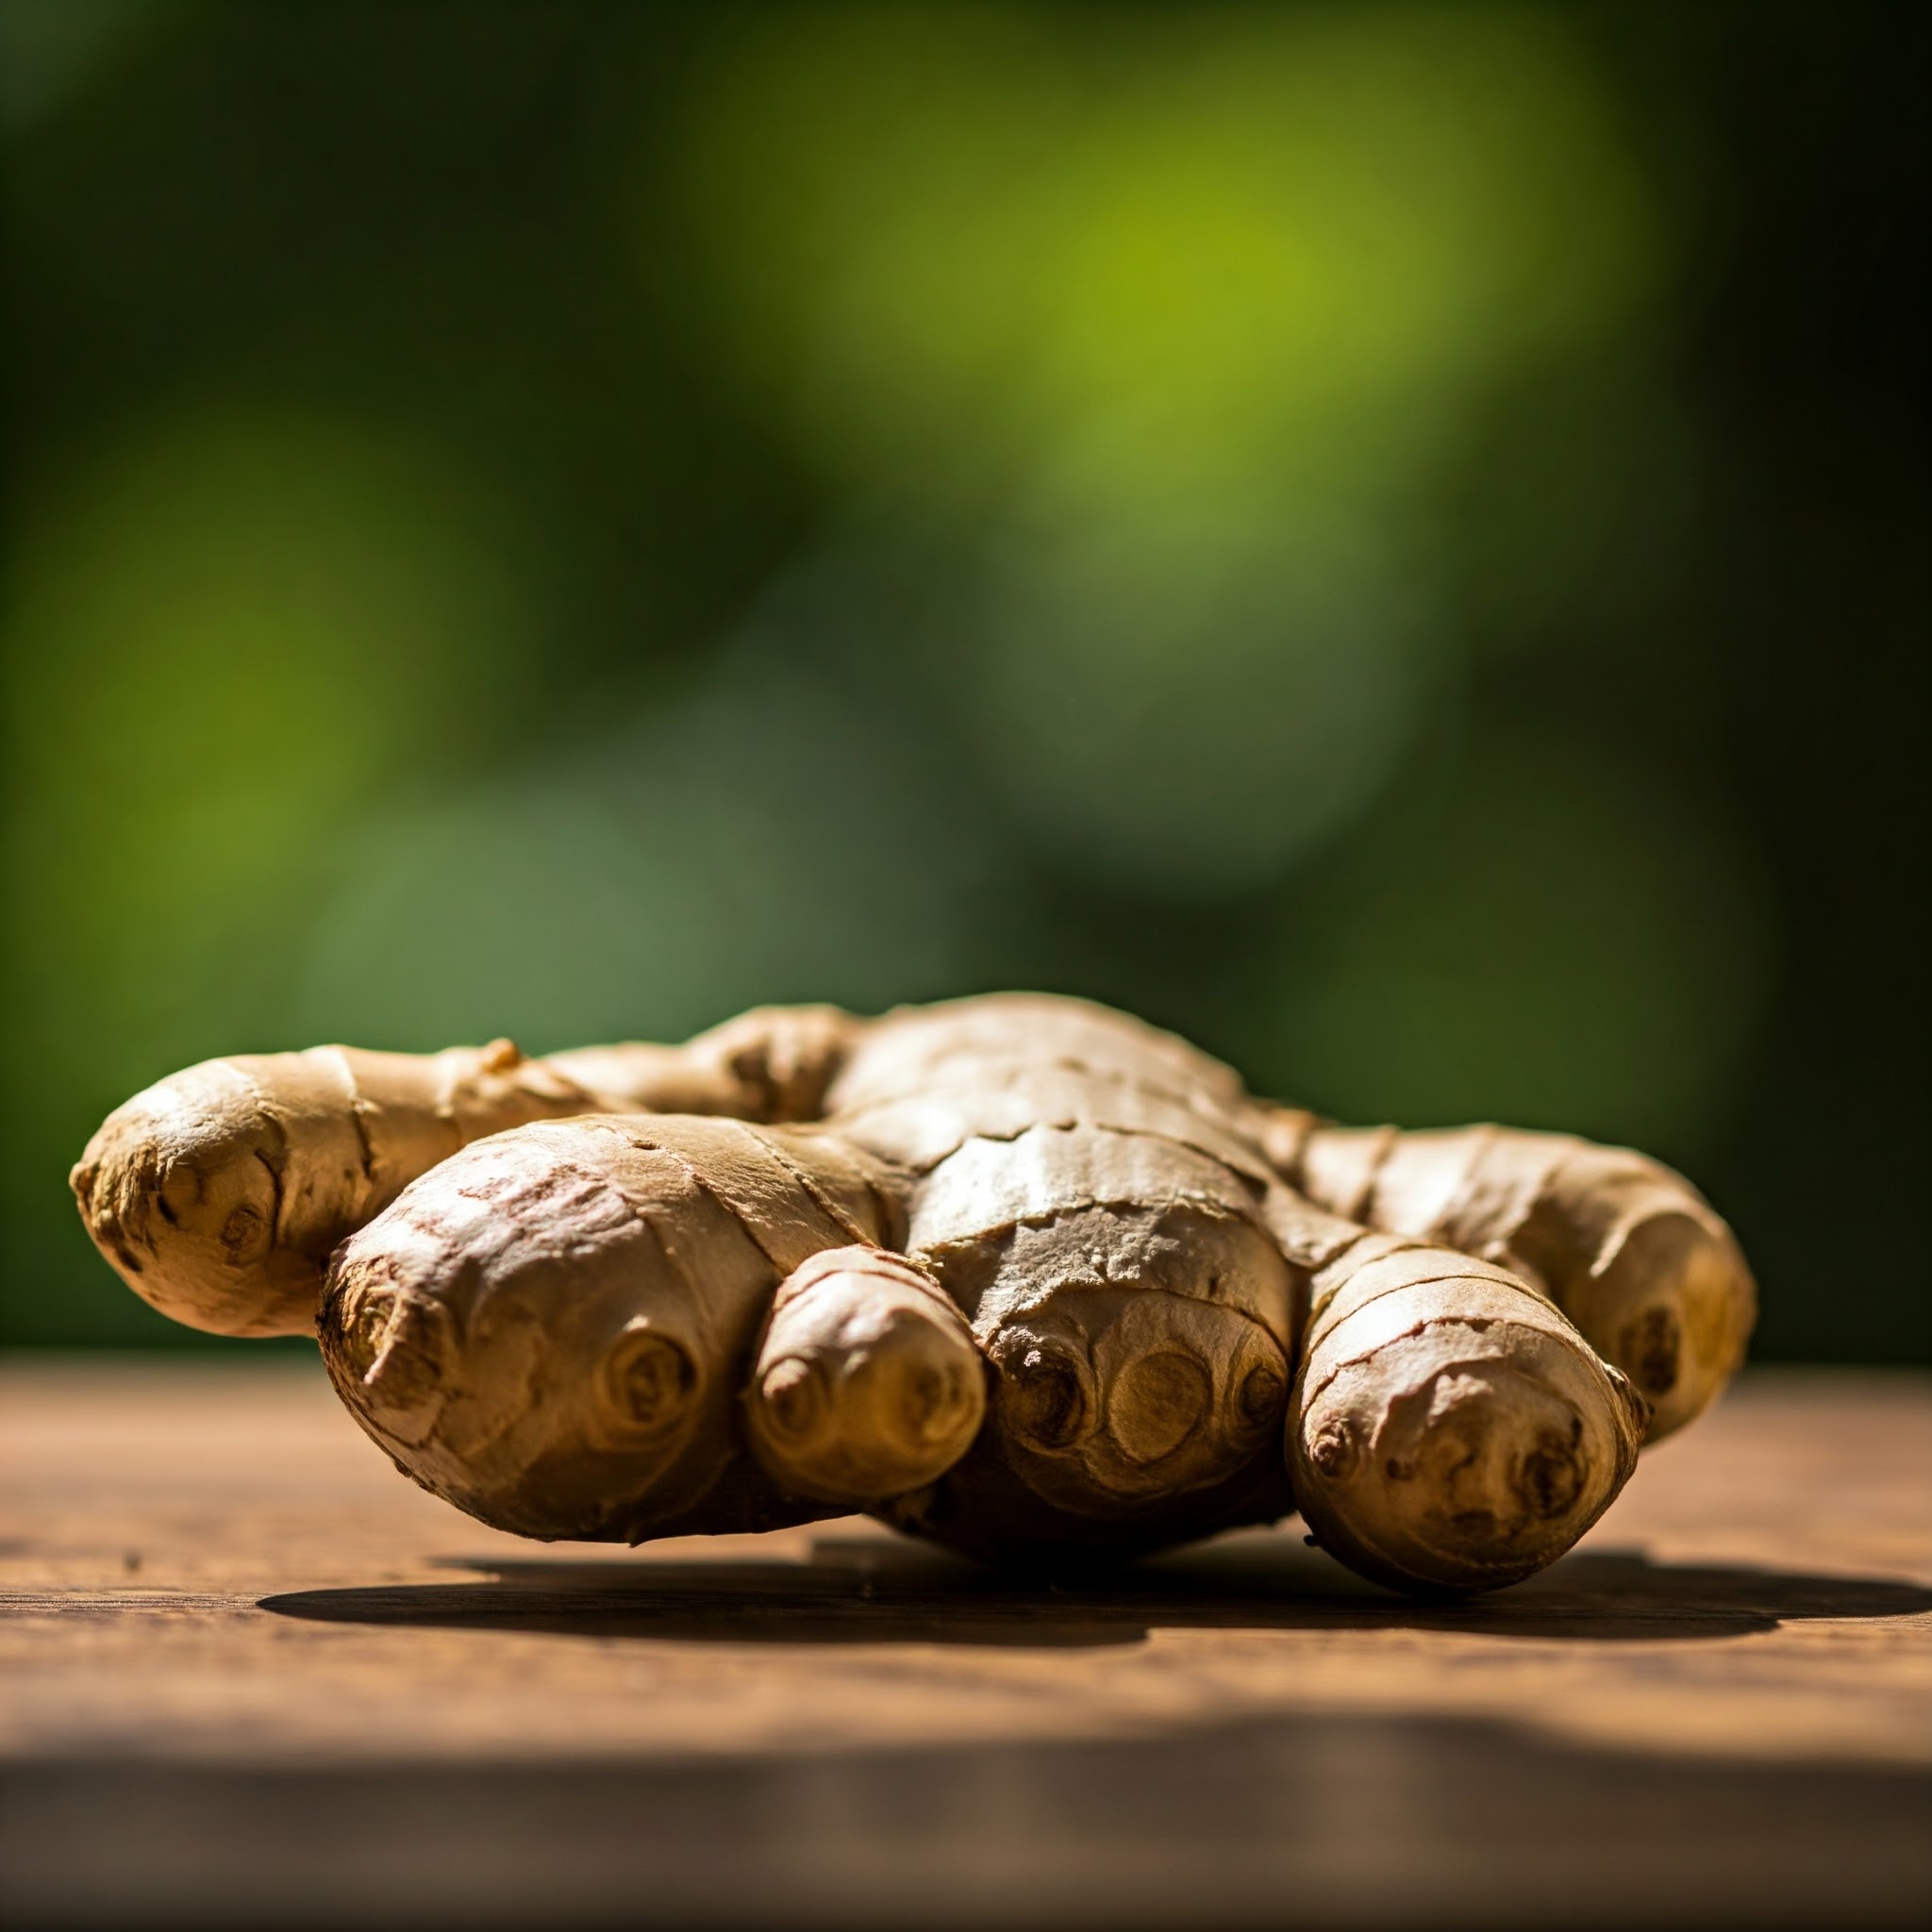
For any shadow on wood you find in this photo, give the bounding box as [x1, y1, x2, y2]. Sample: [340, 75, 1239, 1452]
[258, 1535, 1932, 1647]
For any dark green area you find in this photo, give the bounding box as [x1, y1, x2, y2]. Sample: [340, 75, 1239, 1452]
[3, 3, 1924, 1357]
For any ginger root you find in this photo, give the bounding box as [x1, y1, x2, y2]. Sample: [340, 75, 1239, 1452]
[319, 1113, 900, 1540]
[74, 993, 1748, 1595]
[70, 1008, 854, 1338]
[1261, 1115, 1756, 1442]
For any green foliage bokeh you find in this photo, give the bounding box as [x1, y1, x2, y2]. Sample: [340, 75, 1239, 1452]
[2, 2, 1924, 1358]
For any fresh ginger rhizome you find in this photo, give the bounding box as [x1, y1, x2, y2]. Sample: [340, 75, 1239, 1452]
[73, 995, 1753, 1594]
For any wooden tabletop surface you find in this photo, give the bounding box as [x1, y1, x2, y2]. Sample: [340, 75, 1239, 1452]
[2, 1358, 1927, 1928]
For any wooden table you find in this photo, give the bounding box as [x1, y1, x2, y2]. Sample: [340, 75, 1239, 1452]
[2, 1360, 1926, 1927]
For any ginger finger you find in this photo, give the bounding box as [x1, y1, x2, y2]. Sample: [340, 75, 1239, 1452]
[72, 1008, 860, 1340]
[1262, 1113, 1755, 1440]
[746, 1245, 986, 1504]
[71, 1041, 608, 1338]
[1276, 1203, 1646, 1594]
[319, 1113, 902, 1541]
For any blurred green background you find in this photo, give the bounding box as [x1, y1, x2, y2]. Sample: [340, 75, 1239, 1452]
[2, 2, 1924, 1359]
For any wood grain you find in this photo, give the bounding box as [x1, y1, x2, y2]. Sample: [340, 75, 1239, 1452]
[2, 1359, 1927, 1926]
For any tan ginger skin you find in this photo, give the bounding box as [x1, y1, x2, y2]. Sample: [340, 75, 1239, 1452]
[72, 994, 1754, 1595]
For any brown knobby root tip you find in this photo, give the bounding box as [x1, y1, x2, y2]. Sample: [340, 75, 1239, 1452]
[70, 1061, 317, 1338]
[747, 1245, 986, 1504]
[1291, 1321, 1645, 1596]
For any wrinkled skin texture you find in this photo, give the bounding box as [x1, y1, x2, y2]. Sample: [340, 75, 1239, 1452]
[74, 995, 1752, 1593]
